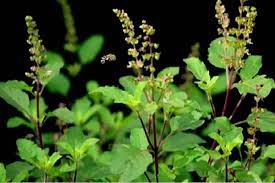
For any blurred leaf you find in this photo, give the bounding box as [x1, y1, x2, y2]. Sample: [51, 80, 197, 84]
[208, 37, 236, 69]
[119, 75, 136, 94]
[0, 163, 6, 182]
[235, 171, 262, 182]
[46, 73, 71, 96]
[110, 144, 153, 182]
[78, 34, 104, 64]
[0, 81, 30, 114]
[39, 52, 64, 86]
[44, 51, 65, 65]
[159, 163, 176, 182]
[247, 110, 275, 133]
[130, 128, 148, 150]
[261, 145, 275, 159]
[51, 107, 75, 124]
[7, 161, 34, 182]
[47, 152, 62, 170]
[78, 138, 99, 157]
[162, 132, 205, 152]
[7, 117, 34, 129]
[67, 63, 82, 77]
[6, 161, 33, 182]
[4, 80, 32, 92]
[240, 55, 262, 80]
[157, 67, 180, 78]
[72, 97, 91, 124]
[212, 72, 227, 95]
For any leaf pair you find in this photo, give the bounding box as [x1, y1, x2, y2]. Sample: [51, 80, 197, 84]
[17, 139, 61, 173]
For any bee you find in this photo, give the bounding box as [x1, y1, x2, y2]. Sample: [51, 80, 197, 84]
[101, 54, 117, 64]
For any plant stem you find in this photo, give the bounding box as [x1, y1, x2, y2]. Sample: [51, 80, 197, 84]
[157, 118, 168, 148]
[151, 115, 159, 182]
[234, 120, 247, 126]
[225, 159, 229, 182]
[73, 161, 78, 182]
[144, 172, 151, 182]
[35, 79, 44, 148]
[136, 111, 154, 150]
[43, 172, 48, 182]
[229, 94, 246, 120]
[222, 68, 233, 116]
[207, 93, 216, 117]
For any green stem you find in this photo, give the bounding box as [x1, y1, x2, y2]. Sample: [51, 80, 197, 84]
[73, 161, 78, 182]
[229, 94, 246, 120]
[151, 115, 159, 182]
[222, 68, 233, 116]
[225, 158, 229, 182]
[43, 172, 48, 182]
[136, 111, 154, 150]
[144, 172, 151, 182]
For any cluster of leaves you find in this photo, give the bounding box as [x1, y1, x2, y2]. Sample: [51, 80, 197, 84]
[0, 0, 275, 182]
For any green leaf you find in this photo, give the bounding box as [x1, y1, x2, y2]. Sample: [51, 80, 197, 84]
[184, 57, 210, 82]
[38, 52, 64, 86]
[47, 152, 61, 169]
[56, 141, 74, 157]
[110, 144, 153, 182]
[51, 107, 75, 124]
[130, 128, 149, 150]
[46, 73, 71, 96]
[183, 83, 211, 113]
[234, 75, 274, 98]
[72, 97, 91, 124]
[208, 37, 236, 69]
[45, 51, 65, 65]
[7, 117, 34, 129]
[6, 161, 33, 182]
[209, 125, 243, 155]
[78, 34, 104, 64]
[92, 85, 145, 108]
[170, 113, 204, 132]
[119, 75, 136, 94]
[5, 80, 32, 92]
[203, 117, 231, 136]
[197, 76, 219, 93]
[212, 72, 227, 95]
[0, 163, 6, 182]
[157, 67, 180, 78]
[0, 81, 30, 114]
[240, 55, 262, 80]
[162, 132, 205, 152]
[78, 138, 99, 157]
[159, 163, 176, 182]
[261, 145, 275, 159]
[16, 139, 47, 170]
[247, 110, 275, 133]
[235, 170, 262, 182]
[28, 98, 48, 122]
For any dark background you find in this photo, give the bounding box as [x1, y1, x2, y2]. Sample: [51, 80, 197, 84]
[0, 0, 274, 163]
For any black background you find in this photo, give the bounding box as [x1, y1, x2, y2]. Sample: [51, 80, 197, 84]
[0, 0, 274, 163]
